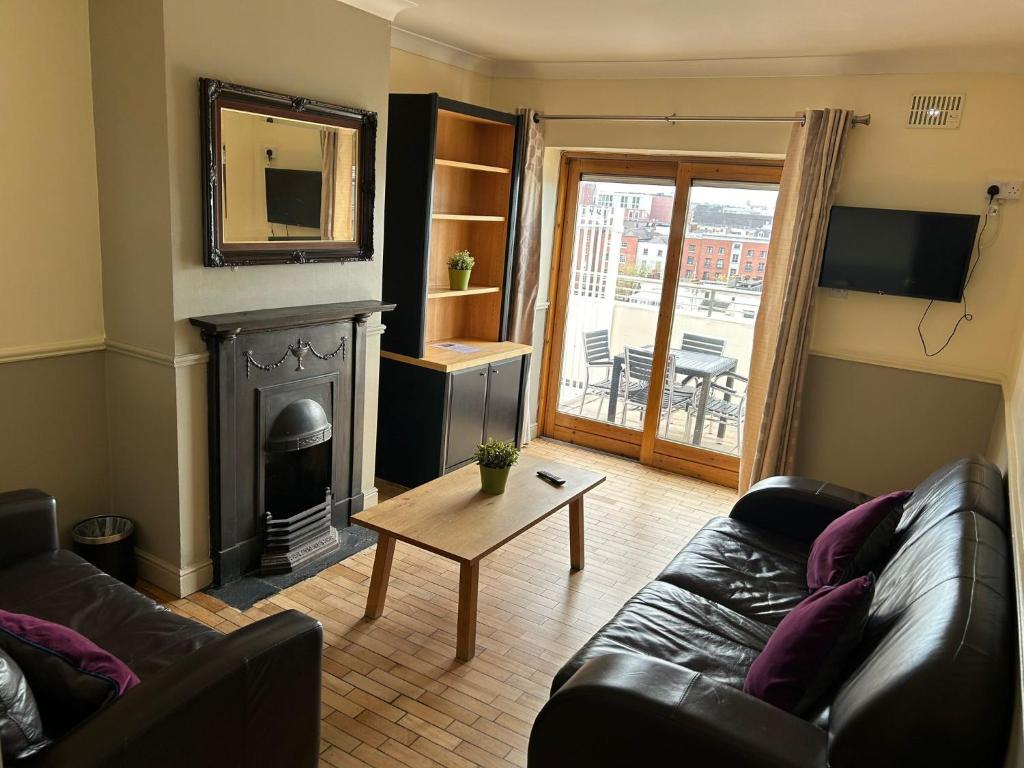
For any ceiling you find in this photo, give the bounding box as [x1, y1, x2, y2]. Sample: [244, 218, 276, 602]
[393, 0, 1024, 66]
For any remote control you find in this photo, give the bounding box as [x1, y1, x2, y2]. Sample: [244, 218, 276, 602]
[537, 470, 566, 487]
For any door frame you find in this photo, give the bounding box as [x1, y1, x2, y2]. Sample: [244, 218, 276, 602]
[538, 152, 783, 488]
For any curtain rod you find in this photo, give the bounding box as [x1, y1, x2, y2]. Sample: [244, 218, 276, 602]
[532, 112, 871, 127]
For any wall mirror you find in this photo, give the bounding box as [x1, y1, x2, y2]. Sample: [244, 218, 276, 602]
[200, 78, 376, 267]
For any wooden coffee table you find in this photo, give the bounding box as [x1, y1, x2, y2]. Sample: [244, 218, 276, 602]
[353, 456, 606, 660]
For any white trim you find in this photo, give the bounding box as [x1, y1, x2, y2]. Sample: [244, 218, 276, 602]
[389, 29, 1024, 81]
[136, 548, 213, 598]
[0, 338, 209, 368]
[106, 340, 209, 369]
[491, 47, 1024, 80]
[367, 323, 387, 338]
[391, 27, 494, 76]
[364, 487, 379, 508]
[0, 336, 106, 364]
[807, 347, 1004, 386]
[336, 0, 416, 23]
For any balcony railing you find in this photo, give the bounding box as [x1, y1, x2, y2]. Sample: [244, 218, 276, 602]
[603, 275, 763, 323]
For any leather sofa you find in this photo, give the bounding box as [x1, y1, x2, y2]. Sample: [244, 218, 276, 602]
[529, 457, 1013, 768]
[0, 489, 323, 767]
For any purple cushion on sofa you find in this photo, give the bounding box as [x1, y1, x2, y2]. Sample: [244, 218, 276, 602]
[806, 490, 911, 589]
[0, 609, 139, 737]
[744, 574, 875, 714]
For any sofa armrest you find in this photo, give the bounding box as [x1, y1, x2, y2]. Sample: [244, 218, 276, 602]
[29, 610, 322, 768]
[0, 489, 58, 568]
[530, 654, 825, 768]
[730, 476, 872, 542]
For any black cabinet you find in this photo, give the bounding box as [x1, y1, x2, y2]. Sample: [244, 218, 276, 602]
[376, 93, 530, 490]
[377, 354, 531, 488]
[445, 367, 489, 470]
[483, 358, 522, 445]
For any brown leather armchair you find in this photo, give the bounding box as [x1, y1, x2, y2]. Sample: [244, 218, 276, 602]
[0, 490, 323, 768]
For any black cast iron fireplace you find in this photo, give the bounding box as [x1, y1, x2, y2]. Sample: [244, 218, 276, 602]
[261, 398, 339, 574]
[191, 300, 394, 586]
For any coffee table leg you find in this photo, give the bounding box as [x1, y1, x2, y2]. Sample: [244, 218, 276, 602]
[365, 533, 396, 619]
[456, 560, 479, 661]
[569, 496, 585, 571]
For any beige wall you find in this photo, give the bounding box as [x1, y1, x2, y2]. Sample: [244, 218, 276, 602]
[1008, 322, 1024, 527]
[0, 353, 110, 544]
[491, 73, 1024, 385]
[87, 0, 186, 587]
[1004, 286, 1024, 768]
[0, 0, 110, 537]
[795, 355, 1002, 494]
[89, 0, 176, 355]
[0, 0, 105, 354]
[390, 48, 492, 104]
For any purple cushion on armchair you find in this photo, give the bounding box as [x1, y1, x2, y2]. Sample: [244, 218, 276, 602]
[0, 609, 140, 737]
[806, 490, 912, 589]
[744, 573, 875, 714]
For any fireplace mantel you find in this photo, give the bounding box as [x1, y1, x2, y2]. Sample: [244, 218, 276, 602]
[190, 299, 395, 338]
[191, 299, 394, 585]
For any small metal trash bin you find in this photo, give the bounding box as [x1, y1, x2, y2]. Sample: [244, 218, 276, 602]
[72, 516, 137, 586]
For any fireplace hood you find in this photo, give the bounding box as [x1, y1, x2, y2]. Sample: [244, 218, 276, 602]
[267, 398, 332, 452]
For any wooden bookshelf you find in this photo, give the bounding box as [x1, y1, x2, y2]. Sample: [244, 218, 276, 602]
[431, 213, 506, 222]
[379, 94, 530, 488]
[427, 285, 501, 299]
[435, 158, 510, 174]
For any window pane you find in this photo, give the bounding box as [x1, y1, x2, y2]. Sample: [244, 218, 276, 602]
[657, 181, 779, 454]
[556, 178, 675, 432]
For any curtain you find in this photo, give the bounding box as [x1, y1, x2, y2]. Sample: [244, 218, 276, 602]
[739, 109, 854, 492]
[509, 109, 545, 444]
[320, 129, 338, 240]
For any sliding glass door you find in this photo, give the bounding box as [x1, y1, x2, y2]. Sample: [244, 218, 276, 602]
[541, 157, 781, 487]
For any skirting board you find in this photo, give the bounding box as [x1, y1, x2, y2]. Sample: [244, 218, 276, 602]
[136, 548, 213, 598]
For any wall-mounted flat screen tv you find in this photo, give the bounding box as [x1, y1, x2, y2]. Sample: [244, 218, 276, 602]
[819, 206, 979, 302]
[265, 168, 321, 229]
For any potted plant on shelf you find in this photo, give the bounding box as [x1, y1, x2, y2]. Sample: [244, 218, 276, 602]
[474, 437, 519, 495]
[448, 250, 475, 291]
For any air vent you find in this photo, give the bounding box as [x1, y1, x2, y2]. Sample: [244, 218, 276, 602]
[906, 94, 964, 129]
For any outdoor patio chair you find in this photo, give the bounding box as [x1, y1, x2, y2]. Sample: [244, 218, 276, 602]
[620, 347, 694, 434]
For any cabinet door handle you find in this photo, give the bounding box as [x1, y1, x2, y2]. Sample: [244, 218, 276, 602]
[479, 370, 486, 376]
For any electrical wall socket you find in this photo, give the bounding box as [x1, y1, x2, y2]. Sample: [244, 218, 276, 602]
[987, 180, 1022, 200]
[262, 145, 277, 161]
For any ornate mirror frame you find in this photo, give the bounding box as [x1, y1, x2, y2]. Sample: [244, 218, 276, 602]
[200, 77, 377, 267]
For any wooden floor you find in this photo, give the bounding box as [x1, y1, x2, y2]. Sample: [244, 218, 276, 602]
[146, 438, 735, 767]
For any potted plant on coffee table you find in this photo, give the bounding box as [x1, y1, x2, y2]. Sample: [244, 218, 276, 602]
[448, 250, 475, 291]
[473, 437, 519, 495]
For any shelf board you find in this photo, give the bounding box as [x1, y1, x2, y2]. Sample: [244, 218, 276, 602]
[432, 213, 506, 222]
[427, 285, 501, 300]
[381, 338, 532, 373]
[435, 158, 511, 174]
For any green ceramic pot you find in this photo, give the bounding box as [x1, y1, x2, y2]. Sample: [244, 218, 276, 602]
[479, 465, 511, 495]
[448, 268, 472, 291]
